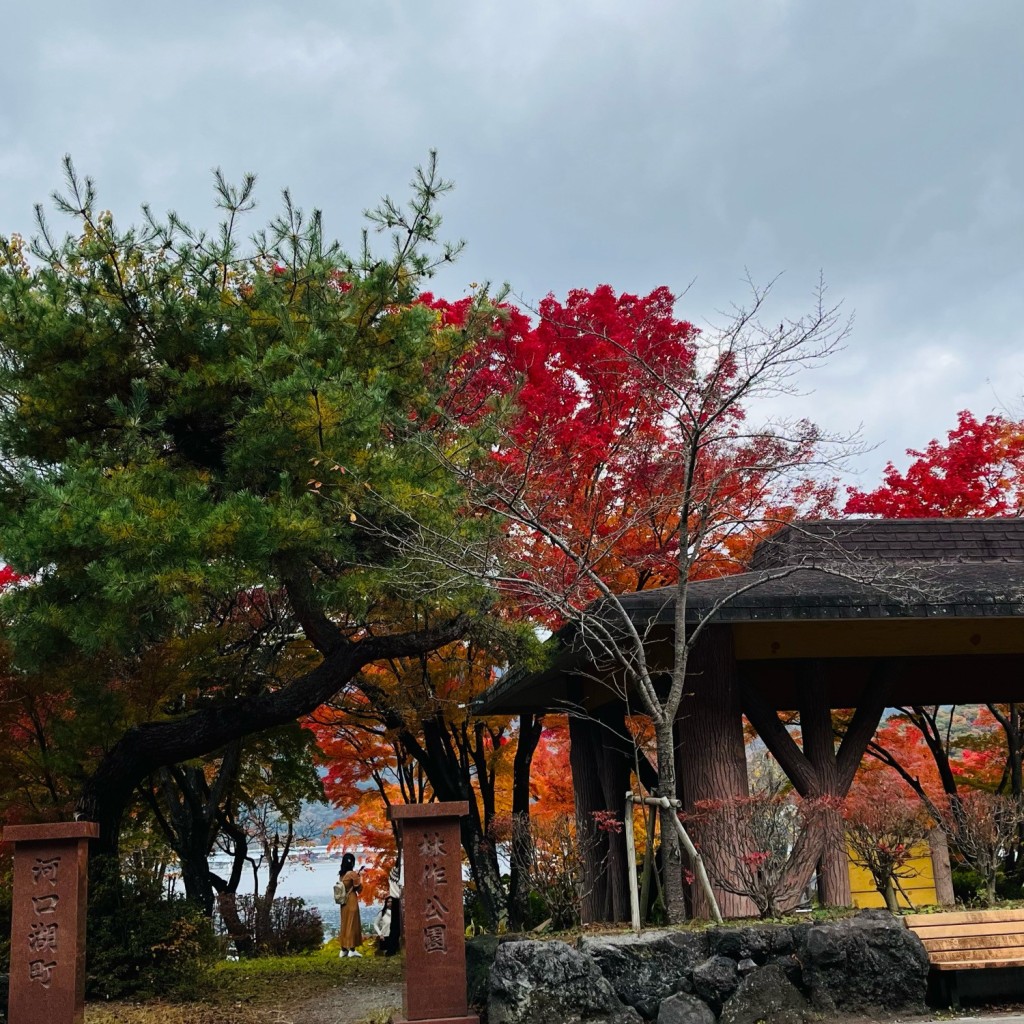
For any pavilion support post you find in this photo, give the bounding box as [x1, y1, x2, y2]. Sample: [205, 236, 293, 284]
[568, 711, 610, 924]
[797, 660, 851, 908]
[568, 702, 634, 923]
[676, 627, 756, 918]
[743, 659, 896, 912]
[595, 704, 633, 923]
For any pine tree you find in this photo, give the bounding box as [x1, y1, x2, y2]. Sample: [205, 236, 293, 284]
[0, 154, 487, 854]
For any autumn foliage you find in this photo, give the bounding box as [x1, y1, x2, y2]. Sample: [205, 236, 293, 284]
[845, 410, 1024, 518]
[431, 286, 837, 616]
[310, 282, 842, 924]
[844, 409, 1024, 905]
[844, 778, 932, 910]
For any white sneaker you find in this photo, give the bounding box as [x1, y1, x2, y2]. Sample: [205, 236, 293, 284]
[350, 949, 363, 957]
[339, 949, 349, 957]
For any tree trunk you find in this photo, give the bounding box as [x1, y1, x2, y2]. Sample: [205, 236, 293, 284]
[883, 882, 899, 912]
[594, 704, 634, 922]
[255, 825, 293, 948]
[509, 712, 544, 930]
[461, 817, 506, 930]
[676, 628, 756, 918]
[815, 804, 850, 908]
[744, 659, 895, 910]
[928, 828, 955, 907]
[179, 835, 216, 917]
[655, 719, 687, 923]
[215, 890, 252, 954]
[78, 616, 470, 857]
[797, 663, 851, 908]
[210, 813, 253, 952]
[412, 715, 508, 929]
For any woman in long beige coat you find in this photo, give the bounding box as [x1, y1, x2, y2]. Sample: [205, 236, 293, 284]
[336, 853, 363, 956]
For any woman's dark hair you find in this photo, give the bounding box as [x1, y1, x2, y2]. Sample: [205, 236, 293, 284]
[340, 853, 356, 875]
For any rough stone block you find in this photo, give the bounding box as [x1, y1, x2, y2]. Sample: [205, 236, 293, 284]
[656, 991, 715, 1024]
[691, 955, 739, 1013]
[799, 909, 930, 1014]
[579, 930, 708, 1019]
[489, 940, 642, 1024]
[719, 964, 812, 1024]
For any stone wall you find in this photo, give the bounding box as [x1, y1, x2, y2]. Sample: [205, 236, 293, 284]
[479, 910, 930, 1024]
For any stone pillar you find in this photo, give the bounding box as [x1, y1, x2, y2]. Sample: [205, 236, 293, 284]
[3, 821, 99, 1024]
[389, 802, 477, 1024]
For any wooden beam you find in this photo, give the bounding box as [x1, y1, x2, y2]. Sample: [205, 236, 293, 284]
[835, 659, 896, 793]
[741, 680, 816, 797]
[733, 617, 1024, 661]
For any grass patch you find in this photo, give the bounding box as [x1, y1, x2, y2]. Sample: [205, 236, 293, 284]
[199, 941, 401, 1005]
[86, 940, 402, 1024]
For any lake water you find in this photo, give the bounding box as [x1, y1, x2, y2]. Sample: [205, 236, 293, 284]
[205, 846, 380, 935]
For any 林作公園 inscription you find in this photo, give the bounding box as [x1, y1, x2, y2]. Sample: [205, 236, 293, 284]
[420, 831, 450, 954]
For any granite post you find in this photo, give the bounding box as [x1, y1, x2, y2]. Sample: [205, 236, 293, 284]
[3, 821, 99, 1024]
[389, 802, 477, 1024]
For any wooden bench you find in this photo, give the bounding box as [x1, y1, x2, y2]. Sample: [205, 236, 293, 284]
[904, 909, 1024, 1007]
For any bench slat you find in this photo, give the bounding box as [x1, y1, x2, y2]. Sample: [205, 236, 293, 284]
[905, 909, 1024, 927]
[930, 946, 1024, 963]
[934, 959, 1024, 971]
[920, 934, 1024, 953]
[904, 909, 1024, 978]
[908, 921, 1024, 940]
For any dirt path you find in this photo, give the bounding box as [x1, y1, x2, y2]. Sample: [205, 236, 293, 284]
[85, 981, 403, 1024]
[279, 980, 402, 1024]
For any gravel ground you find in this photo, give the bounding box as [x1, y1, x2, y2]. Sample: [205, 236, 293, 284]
[84, 994, 1024, 1024]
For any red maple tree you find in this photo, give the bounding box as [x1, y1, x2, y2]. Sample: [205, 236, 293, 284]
[313, 283, 840, 924]
[845, 410, 1024, 518]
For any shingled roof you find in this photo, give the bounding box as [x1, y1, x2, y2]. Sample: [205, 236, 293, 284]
[474, 518, 1024, 714]
[750, 518, 1024, 568]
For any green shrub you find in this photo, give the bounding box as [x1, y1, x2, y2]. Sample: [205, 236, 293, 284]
[997, 873, 1024, 901]
[952, 866, 988, 905]
[230, 894, 324, 955]
[86, 863, 217, 999]
[950, 864, 1024, 905]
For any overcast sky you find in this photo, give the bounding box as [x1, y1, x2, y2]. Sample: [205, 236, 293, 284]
[2, 1, 1021, 488]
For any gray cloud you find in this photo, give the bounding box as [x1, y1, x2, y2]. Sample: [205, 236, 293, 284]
[2, 0, 1021, 485]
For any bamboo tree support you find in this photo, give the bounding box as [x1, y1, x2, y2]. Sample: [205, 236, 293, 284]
[645, 794, 724, 925]
[624, 791, 642, 935]
[638, 802, 658, 925]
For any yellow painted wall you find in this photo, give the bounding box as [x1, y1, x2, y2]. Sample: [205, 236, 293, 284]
[848, 845, 937, 909]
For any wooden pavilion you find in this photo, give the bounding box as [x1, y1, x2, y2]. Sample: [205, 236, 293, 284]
[476, 519, 1024, 920]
